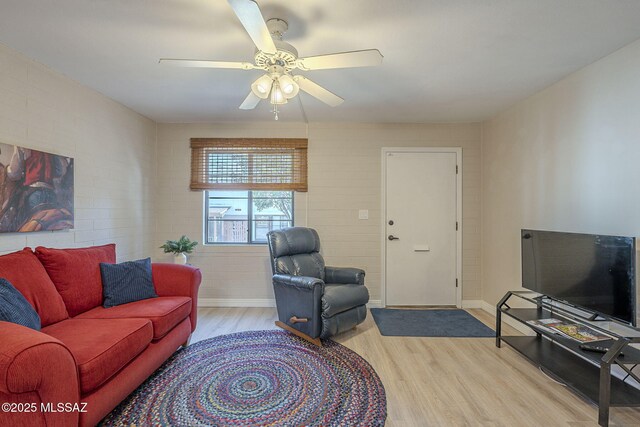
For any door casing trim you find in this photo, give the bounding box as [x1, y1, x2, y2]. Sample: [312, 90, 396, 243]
[380, 147, 463, 308]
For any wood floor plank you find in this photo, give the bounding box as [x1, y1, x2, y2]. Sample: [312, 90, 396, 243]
[190, 307, 640, 426]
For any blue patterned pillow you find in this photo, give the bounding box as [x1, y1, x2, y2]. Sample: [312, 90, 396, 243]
[0, 278, 41, 330]
[100, 258, 158, 308]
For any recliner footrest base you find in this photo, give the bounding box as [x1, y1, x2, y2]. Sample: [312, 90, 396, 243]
[275, 321, 322, 347]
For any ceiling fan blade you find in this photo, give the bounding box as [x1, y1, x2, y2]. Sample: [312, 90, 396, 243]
[293, 76, 344, 107]
[159, 59, 255, 70]
[239, 92, 261, 110]
[296, 49, 383, 71]
[227, 0, 277, 54]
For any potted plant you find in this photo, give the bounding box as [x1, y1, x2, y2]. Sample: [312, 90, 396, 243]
[160, 235, 198, 265]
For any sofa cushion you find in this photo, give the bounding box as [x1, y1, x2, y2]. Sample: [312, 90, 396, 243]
[101, 258, 158, 308]
[35, 244, 116, 317]
[0, 248, 69, 326]
[0, 278, 41, 330]
[321, 284, 370, 318]
[75, 296, 191, 340]
[42, 318, 152, 394]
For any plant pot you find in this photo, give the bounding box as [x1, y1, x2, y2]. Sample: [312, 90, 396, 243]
[174, 253, 187, 265]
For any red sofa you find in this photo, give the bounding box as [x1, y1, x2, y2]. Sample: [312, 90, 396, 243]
[0, 244, 201, 427]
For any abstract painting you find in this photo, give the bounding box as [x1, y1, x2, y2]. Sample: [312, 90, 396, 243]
[0, 142, 73, 233]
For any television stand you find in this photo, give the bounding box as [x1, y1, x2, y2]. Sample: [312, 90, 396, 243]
[496, 291, 640, 426]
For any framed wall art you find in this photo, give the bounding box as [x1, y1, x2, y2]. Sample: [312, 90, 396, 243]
[0, 142, 74, 233]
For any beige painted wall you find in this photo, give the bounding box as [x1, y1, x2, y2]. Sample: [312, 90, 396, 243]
[481, 39, 640, 307]
[0, 43, 156, 260]
[156, 122, 481, 304]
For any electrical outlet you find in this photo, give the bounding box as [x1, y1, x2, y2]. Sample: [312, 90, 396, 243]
[358, 210, 369, 220]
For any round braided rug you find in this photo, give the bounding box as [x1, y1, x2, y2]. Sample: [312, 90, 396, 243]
[100, 330, 386, 426]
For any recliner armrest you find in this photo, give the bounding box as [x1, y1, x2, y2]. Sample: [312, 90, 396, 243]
[272, 274, 324, 291]
[324, 266, 365, 286]
[272, 274, 324, 339]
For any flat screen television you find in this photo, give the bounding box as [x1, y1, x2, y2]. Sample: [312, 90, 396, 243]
[521, 229, 636, 325]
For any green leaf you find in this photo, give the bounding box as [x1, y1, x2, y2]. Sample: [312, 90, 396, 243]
[160, 235, 198, 254]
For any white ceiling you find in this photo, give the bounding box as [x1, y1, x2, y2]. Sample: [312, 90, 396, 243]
[1, 0, 640, 123]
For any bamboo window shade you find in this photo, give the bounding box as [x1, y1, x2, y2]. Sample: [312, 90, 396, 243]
[190, 138, 308, 192]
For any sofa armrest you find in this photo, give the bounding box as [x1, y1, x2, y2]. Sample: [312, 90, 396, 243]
[151, 263, 202, 332]
[324, 266, 365, 286]
[0, 321, 79, 427]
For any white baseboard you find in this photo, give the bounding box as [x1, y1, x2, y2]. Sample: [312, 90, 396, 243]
[461, 300, 483, 308]
[199, 298, 383, 309]
[480, 301, 495, 315]
[199, 298, 275, 308]
[480, 301, 533, 335]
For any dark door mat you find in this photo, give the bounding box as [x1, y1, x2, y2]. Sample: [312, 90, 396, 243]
[370, 308, 495, 337]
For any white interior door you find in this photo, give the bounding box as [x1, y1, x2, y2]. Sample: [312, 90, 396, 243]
[385, 150, 459, 306]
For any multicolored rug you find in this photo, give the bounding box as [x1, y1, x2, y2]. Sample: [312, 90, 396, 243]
[100, 330, 386, 426]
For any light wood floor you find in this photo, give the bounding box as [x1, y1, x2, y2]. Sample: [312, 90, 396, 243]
[191, 308, 640, 426]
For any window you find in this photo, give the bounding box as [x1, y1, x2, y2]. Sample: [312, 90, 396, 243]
[192, 139, 304, 244]
[205, 190, 293, 244]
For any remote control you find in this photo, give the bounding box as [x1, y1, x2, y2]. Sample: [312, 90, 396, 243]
[579, 344, 624, 356]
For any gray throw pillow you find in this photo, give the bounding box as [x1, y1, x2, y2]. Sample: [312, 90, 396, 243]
[100, 258, 158, 308]
[0, 278, 41, 330]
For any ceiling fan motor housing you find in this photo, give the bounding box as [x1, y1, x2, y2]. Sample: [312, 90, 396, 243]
[254, 19, 298, 70]
[254, 41, 298, 69]
[266, 18, 288, 37]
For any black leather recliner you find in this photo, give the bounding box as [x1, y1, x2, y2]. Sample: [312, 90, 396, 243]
[267, 227, 369, 345]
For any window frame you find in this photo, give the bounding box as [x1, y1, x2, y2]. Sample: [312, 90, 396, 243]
[204, 190, 294, 245]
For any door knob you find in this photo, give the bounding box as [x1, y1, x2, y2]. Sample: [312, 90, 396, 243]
[388, 235, 400, 241]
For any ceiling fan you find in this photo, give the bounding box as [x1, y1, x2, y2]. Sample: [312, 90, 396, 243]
[160, 0, 383, 119]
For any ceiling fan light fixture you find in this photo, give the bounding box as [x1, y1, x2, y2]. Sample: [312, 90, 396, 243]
[251, 74, 273, 99]
[270, 80, 287, 105]
[278, 74, 299, 98]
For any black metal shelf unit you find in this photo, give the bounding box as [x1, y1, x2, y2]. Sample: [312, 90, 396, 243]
[496, 291, 640, 427]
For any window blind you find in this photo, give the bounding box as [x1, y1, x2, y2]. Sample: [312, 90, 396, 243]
[190, 138, 308, 192]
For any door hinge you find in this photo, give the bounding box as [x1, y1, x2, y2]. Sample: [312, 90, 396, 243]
[456, 165, 458, 174]
[456, 278, 459, 288]
[456, 221, 458, 231]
